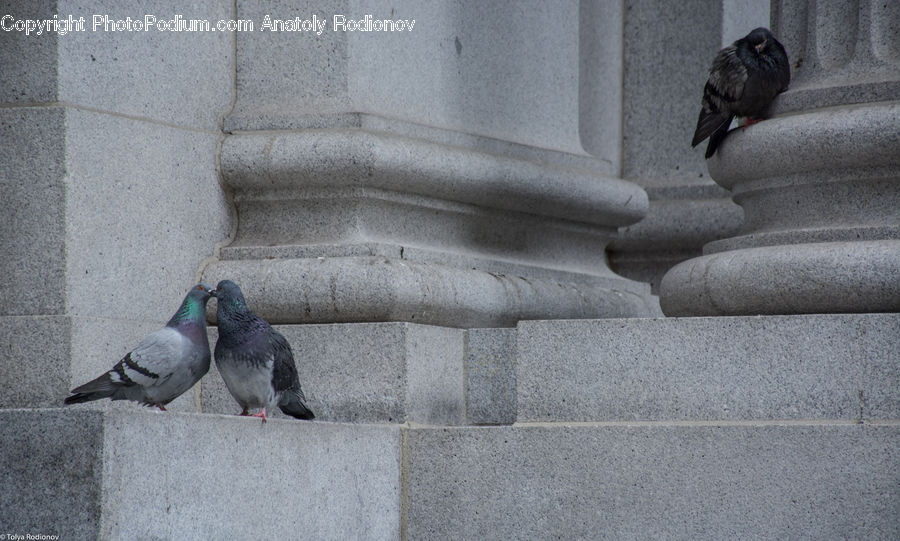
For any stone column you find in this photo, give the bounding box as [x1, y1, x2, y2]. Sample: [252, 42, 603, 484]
[660, 0, 900, 316]
[203, 0, 658, 327]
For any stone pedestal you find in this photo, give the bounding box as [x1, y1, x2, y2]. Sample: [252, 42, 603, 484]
[202, 0, 658, 327]
[660, 0, 900, 316]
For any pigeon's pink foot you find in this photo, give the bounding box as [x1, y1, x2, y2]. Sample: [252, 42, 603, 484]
[251, 408, 268, 423]
[742, 117, 763, 129]
[156, 404, 167, 412]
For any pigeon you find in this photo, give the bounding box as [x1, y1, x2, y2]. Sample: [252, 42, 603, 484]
[64, 283, 216, 410]
[213, 280, 314, 423]
[691, 27, 790, 158]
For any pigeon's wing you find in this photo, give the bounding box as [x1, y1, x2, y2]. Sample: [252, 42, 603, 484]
[772, 42, 791, 92]
[692, 108, 733, 149]
[64, 327, 185, 404]
[692, 45, 746, 147]
[706, 45, 749, 105]
[114, 327, 187, 388]
[270, 329, 315, 420]
[269, 330, 302, 397]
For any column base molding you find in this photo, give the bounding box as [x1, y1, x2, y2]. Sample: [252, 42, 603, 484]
[660, 240, 900, 316]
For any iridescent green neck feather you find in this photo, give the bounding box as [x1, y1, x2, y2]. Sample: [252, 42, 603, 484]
[167, 293, 207, 327]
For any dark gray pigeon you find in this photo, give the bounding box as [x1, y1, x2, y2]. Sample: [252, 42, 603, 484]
[64, 283, 216, 410]
[691, 27, 790, 158]
[213, 280, 314, 423]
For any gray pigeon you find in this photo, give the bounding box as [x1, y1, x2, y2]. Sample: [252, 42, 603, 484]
[64, 283, 216, 410]
[691, 27, 790, 158]
[213, 280, 314, 423]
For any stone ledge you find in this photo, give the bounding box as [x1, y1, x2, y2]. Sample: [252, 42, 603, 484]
[0, 409, 402, 540]
[407, 423, 900, 540]
[6, 410, 897, 540]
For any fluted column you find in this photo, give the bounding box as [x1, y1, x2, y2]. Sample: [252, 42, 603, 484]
[660, 0, 900, 316]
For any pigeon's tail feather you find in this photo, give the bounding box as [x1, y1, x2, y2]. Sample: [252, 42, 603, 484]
[279, 390, 315, 420]
[704, 120, 732, 158]
[63, 391, 109, 405]
[692, 109, 733, 148]
[63, 373, 128, 405]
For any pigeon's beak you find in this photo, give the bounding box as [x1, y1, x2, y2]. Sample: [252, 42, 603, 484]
[755, 38, 767, 53]
[208, 289, 217, 298]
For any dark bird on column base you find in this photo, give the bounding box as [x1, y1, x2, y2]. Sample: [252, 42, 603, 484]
[691, 27, 790, 159]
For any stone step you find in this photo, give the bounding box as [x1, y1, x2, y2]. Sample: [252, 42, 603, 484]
[4, 409, 897, 540]
[407, 421, 900, 540]
[1, 409, 401, 540]
[516, 313, 900, 423]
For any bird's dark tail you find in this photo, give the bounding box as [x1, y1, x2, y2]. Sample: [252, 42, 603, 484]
[692, 108, 730, 147]
[704, 119, 732, 158]
[279, 389, 315, 420]
[63, 373, 122, 405]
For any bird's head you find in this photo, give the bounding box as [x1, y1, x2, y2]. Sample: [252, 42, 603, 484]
[746, 27, 773, 54]
[190, 282, 216, 299]
[215, 280, 247, 308]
